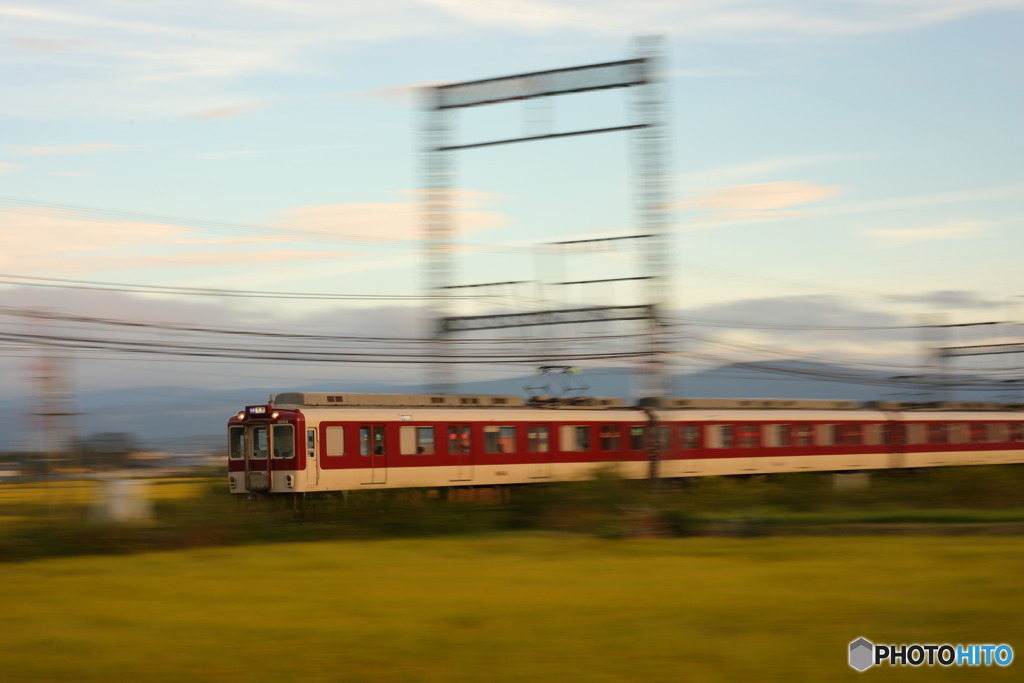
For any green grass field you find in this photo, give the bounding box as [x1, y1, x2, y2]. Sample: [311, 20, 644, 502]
[0, 535, 1021, 682]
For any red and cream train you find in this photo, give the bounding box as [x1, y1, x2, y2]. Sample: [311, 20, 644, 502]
[226, 392, 1024, 495]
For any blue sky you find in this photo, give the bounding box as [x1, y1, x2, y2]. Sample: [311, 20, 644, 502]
[1, 0, 1023, 394]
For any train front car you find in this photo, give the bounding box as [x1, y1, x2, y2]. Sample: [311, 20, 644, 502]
[227, 403, 306, 494]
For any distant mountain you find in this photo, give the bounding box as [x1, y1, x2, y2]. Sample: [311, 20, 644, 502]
[3, 361, 1017, 453]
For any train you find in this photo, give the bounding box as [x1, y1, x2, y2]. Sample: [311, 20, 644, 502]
[226, 391, 1024, 495]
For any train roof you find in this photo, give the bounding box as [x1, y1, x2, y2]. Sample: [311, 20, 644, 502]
[267, 392, 1024, 413]
[270, 392, 626, 409]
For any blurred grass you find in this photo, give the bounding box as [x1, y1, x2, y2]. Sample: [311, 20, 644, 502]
[0, 535, 1021, 682]
[0, 465, 1023, 563]
[0, 477, 213, 509]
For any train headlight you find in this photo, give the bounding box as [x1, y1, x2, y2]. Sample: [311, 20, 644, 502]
[271, 411, 280, 419]
[229, 476, 236, 489]
[236, 412, 245, 420]
[286, 475, 294, 489]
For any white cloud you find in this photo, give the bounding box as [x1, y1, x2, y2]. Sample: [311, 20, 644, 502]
[0, 162, 17, 172]
[12, 38, 91, 51]
[0, 190, 503, 276]
[425, 0, 1024, 39]
[674, 180, 842, 224]
[865, 221, 990, 245]
[276, 189, 506, 242]
[819, 184, 1024, 217]
[0, 206, 356, 275]
[350, 80, 447, 107]
[683, 153, 878, 187]
[5, 1, 1021, 120]
[184, 103, 265, 120]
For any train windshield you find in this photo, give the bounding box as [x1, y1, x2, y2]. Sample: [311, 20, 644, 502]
[272, 424, 295, 459]
[252, 425, 268, 459]
[229, 426, 245, 460]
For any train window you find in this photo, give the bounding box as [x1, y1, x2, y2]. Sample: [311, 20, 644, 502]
[679, 425, 700, 449]
[793, 425, 813, 447]
[325, 426, 345, 456]
[969, 423, 986, 443]
[561, 425, 591, 452]
[251, 425, 268, 459]
[816, 424, 835, 446]
[527, 425, 549, 453]
[229, 427, 245, 460]
[927, 423, 947, 444]
[904, 423, 926, 445]
[837, 424, 862, 446]
[864, 424, 883, 446]
[400, 426, 435, 455]
[737, 424, 759, 448]
[767, 425, 788, 448]
[484, 426, 516, 454]
[1014, 424, 1024, 442]
[600, 425, 621, 451]
[991, 423, 1009, 442]
[629, 426, 644, 450]
[272, 425, 294, 459]
[880, 423, 895, 445]
[947, 423, 967, 444]
[360, 426, 386, 455]
[448, 425, 472, 454]
[706, 424, 732, 449]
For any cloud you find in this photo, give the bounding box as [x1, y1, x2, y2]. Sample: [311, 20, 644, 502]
[885, 290, 1006, 310]
[16, 143, 123, 156]
[12, 38, 91, 51]
[865, 221, 989, 245]
[0, 162, 17, 173]
[276, 189, 506, 242]
[0, 206, 356, 275]
[350, 81, 447, 107]
[674, 180, 841, 223]
[184, 103, 265, 120]
[69, 249, 355, 273]
[675, 295, 920, 367]
[5, 0, 1021, 122]
[683, 154, 878, 186]
[425, 0, 1024, 39]
[819, 184, 1024, 217]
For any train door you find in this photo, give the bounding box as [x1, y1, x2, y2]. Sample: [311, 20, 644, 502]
[306, 428, 320, 489]
[245, 423, 271, 492]
[359, 425, 388, 485]
[884, 419, 905, 469]
[448, 424, 473, 482]
[527, 424, 552, 479]
[676, 424, 703, 476]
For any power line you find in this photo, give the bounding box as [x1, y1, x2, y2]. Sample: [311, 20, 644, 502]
[0, 330, 649, 365]
[0, 273, 471, 301]
[0, 305, 674, 347]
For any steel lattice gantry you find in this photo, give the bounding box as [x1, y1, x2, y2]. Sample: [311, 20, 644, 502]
[422, 38, 671, 396]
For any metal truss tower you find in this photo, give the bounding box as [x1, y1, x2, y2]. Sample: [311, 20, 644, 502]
[421, 38, 671, 396]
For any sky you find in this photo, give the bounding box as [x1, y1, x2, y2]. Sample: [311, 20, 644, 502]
[1, 0, 1023, 402]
